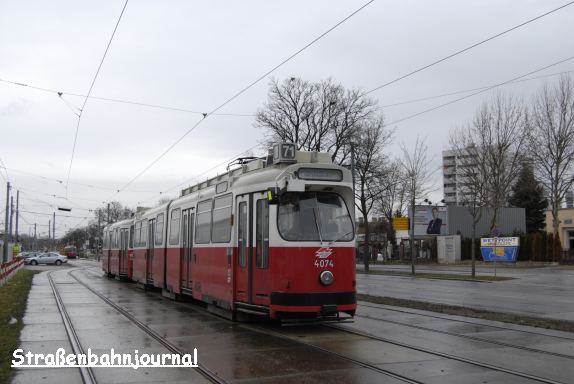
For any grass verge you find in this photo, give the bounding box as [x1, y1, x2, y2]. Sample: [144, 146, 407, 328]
[357, 269, 514, 282]
[0, 269, 35, 384]
[358, 294, 574, 333]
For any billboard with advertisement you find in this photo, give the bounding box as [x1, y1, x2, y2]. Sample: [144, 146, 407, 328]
[412, 205, 447, 236]
[480, 237, 520, 262]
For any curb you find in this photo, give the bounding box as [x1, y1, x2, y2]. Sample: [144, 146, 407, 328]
[357, 293, 574, 333]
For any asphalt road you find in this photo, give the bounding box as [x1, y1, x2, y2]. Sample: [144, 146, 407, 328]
[357, 265, 574, 321]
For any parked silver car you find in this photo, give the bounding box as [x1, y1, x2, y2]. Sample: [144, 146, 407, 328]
[25, 252, 68, 266]
[17, 251, 42, 260]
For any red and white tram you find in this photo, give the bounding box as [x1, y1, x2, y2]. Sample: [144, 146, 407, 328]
[103, 143, 357, 320]
[103, 219, 133, 280]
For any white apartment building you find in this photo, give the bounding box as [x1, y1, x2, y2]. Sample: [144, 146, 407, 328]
[442, 148, 479, 206]
[442, 149, 458, 205]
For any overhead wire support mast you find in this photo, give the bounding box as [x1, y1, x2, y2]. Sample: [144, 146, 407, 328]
[105, 0, 375, 203]
[365, 0, 574, 95]
[64, 0, 129, 194]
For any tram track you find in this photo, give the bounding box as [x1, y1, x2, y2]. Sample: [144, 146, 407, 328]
[74, 264, 570, 383]
[354, 307, 574, 360]
[66, 269, 228, 384]
[324, 323, 567, 384]
[76, 266, 425, 383]
[47, 271, 97, 384]
[359, 301, 574, 342]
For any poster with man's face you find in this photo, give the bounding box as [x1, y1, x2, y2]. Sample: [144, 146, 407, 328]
[412, 205, 447, 236]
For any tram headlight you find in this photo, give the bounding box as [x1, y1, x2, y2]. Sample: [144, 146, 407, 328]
[319, 270, 334, 286]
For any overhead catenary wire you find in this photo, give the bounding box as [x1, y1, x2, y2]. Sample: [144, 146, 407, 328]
[381, 69, 574, 108]
[20, 209, 91, 220]
[365, 0, 574, 95]
[106, 0, 375, 203]
[386, 55, 574, 126]
[0, 165, 154, 193]
[0, 77, 255, 117]
[0, 158, 10, 182]
[65, 0, 129, 193]
[136, 144, 261, 206]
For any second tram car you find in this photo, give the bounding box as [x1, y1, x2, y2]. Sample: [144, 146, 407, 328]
[103, 143, 356, 321]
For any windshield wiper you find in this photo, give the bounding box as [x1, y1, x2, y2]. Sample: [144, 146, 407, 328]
[328, 230, 354, 246]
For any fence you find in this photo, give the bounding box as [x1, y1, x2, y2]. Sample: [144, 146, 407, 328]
[0, 258, 25, 287]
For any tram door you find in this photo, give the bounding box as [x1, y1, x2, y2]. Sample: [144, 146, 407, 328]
[119, 228, 128, 276]
[181, 210, 194, 292]
[104, 230, 111, 274]
[147, 219, 155, 284]
[235, 193, 270, 306]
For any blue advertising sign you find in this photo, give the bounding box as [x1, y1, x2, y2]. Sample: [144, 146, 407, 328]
[480, 237, 519, 262]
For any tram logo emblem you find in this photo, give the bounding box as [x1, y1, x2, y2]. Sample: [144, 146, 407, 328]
[315, 247, 333, 259]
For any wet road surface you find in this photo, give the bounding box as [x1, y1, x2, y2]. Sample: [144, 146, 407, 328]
[357, 266, 574, 321]
[12, 261, 574, 383]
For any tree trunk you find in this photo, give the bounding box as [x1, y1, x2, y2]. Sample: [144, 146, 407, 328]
[552, 203, 560, 262]
[490, 206, 499, 232]
[410, 198, 415, 275]
[363, 211, 370, 272]
[471, 220, 476, 278]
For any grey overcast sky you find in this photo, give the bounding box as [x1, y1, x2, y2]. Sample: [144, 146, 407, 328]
[1, 0, 573, 237]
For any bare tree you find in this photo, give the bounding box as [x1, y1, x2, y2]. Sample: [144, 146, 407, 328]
[401, 137, 435, 275]
[529, 75, 574, 257]
[471, 94, 529, 230]
[448, 139, 489, 278]
[376, 162, 407, 222]
[353, 116, 393, 272]
[375, 161, 407, 245]
[93, 202, 134, 225]
[256, 77, 376, 165]
[449, 94, 528, 276]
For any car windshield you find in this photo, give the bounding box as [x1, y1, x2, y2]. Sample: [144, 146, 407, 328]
[278, 192, 354, 242]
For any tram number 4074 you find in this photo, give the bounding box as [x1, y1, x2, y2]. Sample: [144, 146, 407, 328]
[314, 259, 334, 268]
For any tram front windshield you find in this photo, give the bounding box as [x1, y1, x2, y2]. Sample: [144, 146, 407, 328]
[278, 192, 354, 242]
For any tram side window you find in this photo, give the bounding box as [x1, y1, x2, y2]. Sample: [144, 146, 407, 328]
[129, 225, 134, 248]
[169, 209, 181, 245]
[238, 202, 247, 268]
[155, 213, 164, 246]
[103, 231, 108, 249]
[115, 229, 119, 248]
[256, 199, 269, 269]
[195, 200, 212, 244]
[141, 220, 148, 247]
[212, 194, 232, 243]
[134, 222, 140, 247]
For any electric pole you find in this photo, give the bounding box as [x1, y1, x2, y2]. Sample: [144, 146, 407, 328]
[9, 196, 14, 242]
[3, 181, 10, 262]
[48, 219, 51, 250]
[53, 212, 56, 250]
[15, 190, 19, 243]
[34, 223, 37, 250]
[97, 213, 101, 261]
